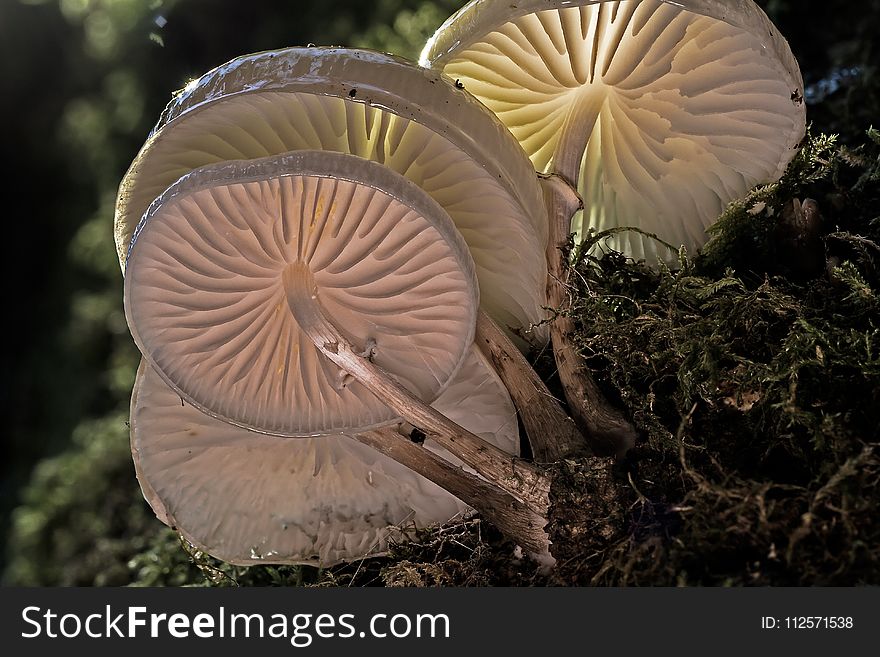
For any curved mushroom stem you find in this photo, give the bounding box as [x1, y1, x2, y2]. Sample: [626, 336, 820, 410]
[282, 262, 550, 513]
[540, 173, 638, 456]
[356, 427, 553, 565]
[475, 310, 588, 462]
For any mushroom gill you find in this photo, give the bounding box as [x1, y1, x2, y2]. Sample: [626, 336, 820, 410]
[422, 0, 806, 262]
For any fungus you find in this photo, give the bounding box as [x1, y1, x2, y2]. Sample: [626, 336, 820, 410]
[126, 150, 478, 437]
[115, 47, 548, 351]
[117, 46, 584, 463]
[422, 0, 806, 261]
[124, 150, 552, 561]
[421, 0, 806, 452]
[130, 341, 519, 565]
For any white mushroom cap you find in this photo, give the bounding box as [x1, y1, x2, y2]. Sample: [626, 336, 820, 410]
[421, 0, 806, 263]
[131, 344, 518, 566]
[116, 47, 548, 345]
[125, 150, 478, 437]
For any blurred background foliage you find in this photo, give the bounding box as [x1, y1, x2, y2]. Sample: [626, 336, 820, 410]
[1, 0, 878, 585]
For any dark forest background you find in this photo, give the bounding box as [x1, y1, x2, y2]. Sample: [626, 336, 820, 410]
[1, 0, 878, 584]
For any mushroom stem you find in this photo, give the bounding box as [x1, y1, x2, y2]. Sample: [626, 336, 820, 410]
[540, 173, 638, 456]
[355, 427, 552, 564]
[475, 310, 588, 462]
[283, 262, 550, 512]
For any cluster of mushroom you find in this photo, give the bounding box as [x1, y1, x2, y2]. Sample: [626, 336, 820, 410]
[116, 0, 806, 568]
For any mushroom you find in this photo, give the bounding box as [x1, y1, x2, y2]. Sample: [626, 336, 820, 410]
[115, 47, 548, 350]
[124, 149, 551, 560]
[130, 341, 520, 565]
[116, 46, 584, 462]
[421, 0, 806, 452]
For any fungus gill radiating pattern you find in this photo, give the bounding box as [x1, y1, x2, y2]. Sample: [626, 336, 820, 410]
[125, 155, 477, 436]
[116, 49, 550, 346]
[130, 362, 469, 566]
[436, 0, 805, 262]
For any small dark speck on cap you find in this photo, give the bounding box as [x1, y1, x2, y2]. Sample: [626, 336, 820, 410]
[349, 88, 357, 98]
[455, 79, 464, 89]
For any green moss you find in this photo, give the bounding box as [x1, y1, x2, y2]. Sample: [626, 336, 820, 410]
[554, 129, 880, 585]
[3, 414, 178, 586]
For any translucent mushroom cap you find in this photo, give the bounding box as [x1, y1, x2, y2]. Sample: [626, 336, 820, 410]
[131, 345, 518, 566]
[125, 150, 478, 436]
[421, 0, 807, 263]
[116, 47, 549, 345]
